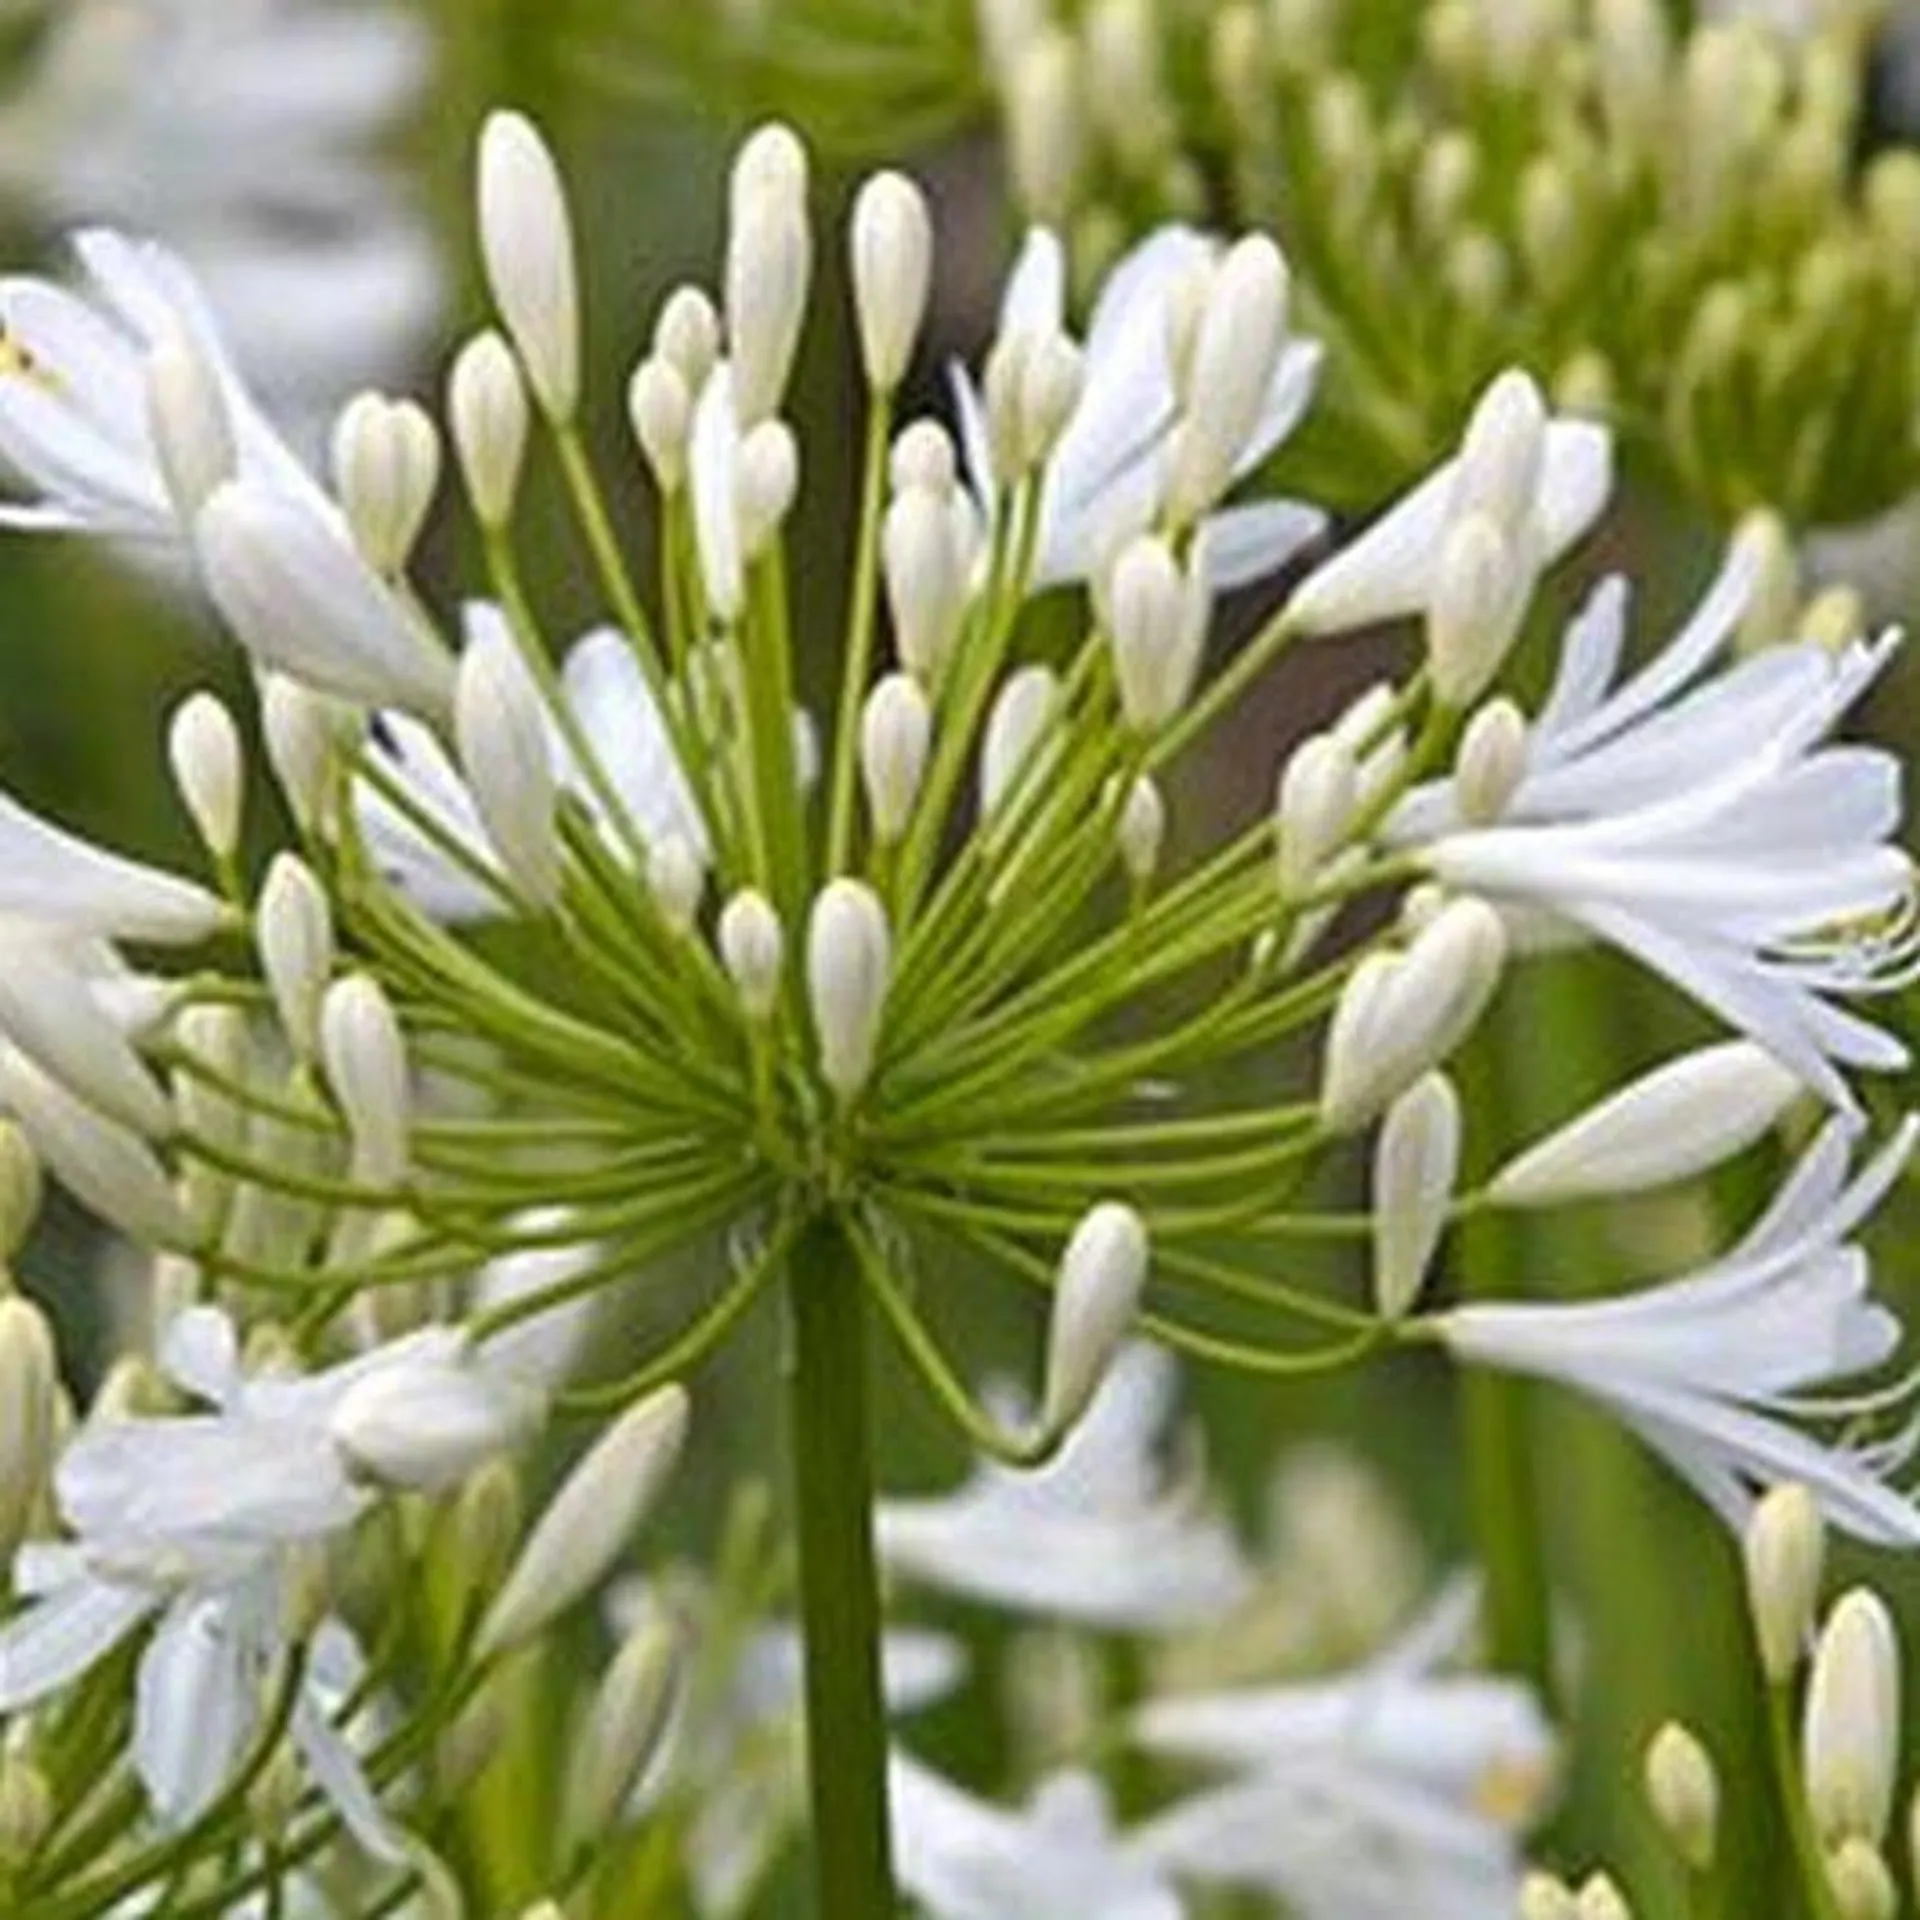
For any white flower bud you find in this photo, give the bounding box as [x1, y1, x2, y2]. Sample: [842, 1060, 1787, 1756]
[0, 1050, 186, 1248]
[331, 392, 441, 575]
[1575, 1875, 1633, 1920]
[1490, 1041, 1801, 1209]
[320, 975, 410, 1189]
[1827, 1839, 1898, 1920]
[1006, 28, 1085, 224]
[1452, 697, 1529, 826]
[449, 330, 530, 530]
[332, 1350, 535, 1494]
[1453, 369, 1548, 533]
[1745, 1482, 1826, 1684]
[1018, 331, 1085, 469]
[648, 833, 705, 937]
[1371, 1071, 1460, 1320]
[478, 112, 581, 420]
[1593, 0, 1670, 150]
[718, 888, 785, 1021]
[861, 673, 932, 845]
[1274, 732, 1357, 897]
[1428, 512, 1529, 709]
[145, 328, 235, 522]
[884, 487, 968, 683]
[1041, 1202, 1149, 1435]
[476, 1383, 689, 1659]
[890, 419, 957, 497]
[1645, 1722, 1719, 1872]
[0, 1293, 57, 1562]
[0, 1124, 43, 1258]
[0, 1753, 52, 1871]
[1117, 776, 1166, 886]
[627, 357, 692, 494]
[259, 673, 355, 832]
[257, 853, 334, 1061]
[982, 329, 1035, 487]
[851, 170, 933, 394]
[0, 934, 171, 1137]
[807, 878, 891, 1098]
[980, 665, 1059, 815]
[167, 690, 243, 864]
[653, 285, 721, 392]
[735, 419, 800, 560]
[1519, 1874, 1580, 1920]
[1107, 535, 1193, 730]
[562, 1616, 681, 1857]
[726, 123, 812, 426]
[456, 620, 561, 909]
[1163, 260, 1212, 405]
[1805, 1589, 1901, 1848]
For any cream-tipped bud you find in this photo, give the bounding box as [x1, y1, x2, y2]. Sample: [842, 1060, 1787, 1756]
[1805, 1589, 1901, 1848]
[726, 123, 812, 426]
[1452, 697, 1529, 826]
[627, 357, 693, 494]
[1274, 732, 1357, 897]
[455, 619, 561, 909]
[477, 111, 581, 420]
[980, 664, 1059, 815]
[332, 392, 441, 575]
[1519, 1874, 1579, 1920]
[167, 690, 243, 864]
[1645, 1722, 1719, 1872]
[0, 1293, 57, 1562]
[860, 673, 932, 845]
[1429, 513, 1529, 709]
[1005, 28, 1085, 224]
[0, 1124, 42, 1258]
[320, 975, 410, 1189]
[890, 418, 958, 496]
[884, 487, 968, 683]
[735, 419, 800, 560]
[332, 1351, 534, 1494]
[259, 673, 355, 832]
[1117, 776, 1166, 886]
[449, 331, 530, 529]
[851, 170, 933, 393]
[1745, 1482, 1826, 1684]
[476, 1383, 689, 1659]
[257, 853, 334, 1061]
[562, 1616, 682, 1858]
[1454, 369, 1548, 532]
[1107, 535, 1195, 730]
[1490, 1041, 1800, 1209]
[1041, 1202, 1149, 1435]
[653, 285, 721, 392]
[1018, 331, 1085, 469]
[146, 328, 235, 521]
[807, 878, 891, 1098]
[1575, 1876, 1633, 1920]
[718, 889, 785, 1021]
[1371, 1071, 1460, 1320]
[647, 834, 705, 937]
[1827, 1839, 1898, 1920]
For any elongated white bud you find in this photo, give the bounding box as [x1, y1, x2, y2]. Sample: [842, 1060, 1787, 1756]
[982, 330, 1034, 486]
[1274, 732, 1357, 897]
[1574, 1876, 1632, 1920]
[0, 936, 171, 1138]
[735, 419, 800, 560]
[1828, 1840, 1898, 1920]
[1428, 513, 1529, 709]
[1018, 331, 1085, 469]
[332, 392, 441, 576]
[259, 673, 356, 832]
[1745, 1483, 1826, 1684]
[1806, 1589, 1901, 1848]
[648, 833, 705, 937]
[727, 124, 812, 426]
[1005, 27, 1085, 224]
[562, 1615, 681, 1857]
[807, 879, 891, 1098]
[890, 419, 958, 496]
[476, 1383, 689, 1659]
[627, 357, 692, 494]
[718, 889, 785, 1021]
[653, 285, 721, 391]
[0, 1051, 185, 1248]
[1453, 697, 1528, 826]
[0, 1294, 57, 1562]
[320, 975, 410, 1189]
[1453, 369, 1548, 533]
[1041, 1202, 1149, 1435]
[146, 329, 235, 522]
[167, 691, 243, 865]
[980, 665, 1059, 814]
[861, 673, 932, 845]
[478, 112, 581, 420]
[456, 622, 561, 909]
[884, 487, 967, 683]
[1645, 1722, 1719, 1872]
[257, 853, 334, 1061]
[0, 1125, 42, 1258]
[332, 1350, 535, 1494]
[449, 330, 530, 529]
[1519, 1875, 1580, 1920]
[851, 170, 933, 394]
[1490, 1041, 1801, 1209]
[1117, 776, 1166, 886]
[1107, 535, 1193, 730]
[1371, 1072, 1459, 1320]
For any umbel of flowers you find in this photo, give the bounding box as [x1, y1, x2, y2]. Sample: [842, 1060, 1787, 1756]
[0, 103, 1909, 1915]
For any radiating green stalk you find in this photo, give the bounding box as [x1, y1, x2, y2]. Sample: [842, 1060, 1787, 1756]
[1766, 1684, 1847, 1920]
[786, 1213, 895, 1919]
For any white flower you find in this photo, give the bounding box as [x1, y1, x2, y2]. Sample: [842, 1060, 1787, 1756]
[1390, 532, 1914, 1108]
[891, 1756, 1181, 1920]
[875, 1343, 1252, 1632]
[1130, 1584, 1553, 1920]
[1436, 1116, 1920, 1546]
[953, 226, 1325, 592]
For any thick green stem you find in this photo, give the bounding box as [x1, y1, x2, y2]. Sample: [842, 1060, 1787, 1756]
[1766, 1683, 1847, 1920]
[787, 1214, 895, 1919]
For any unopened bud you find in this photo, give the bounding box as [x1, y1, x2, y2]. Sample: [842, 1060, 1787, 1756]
[449, 331, 530, 529]
[1645, 1721, 1719, 1871]
[0, 1124, 42, 1258]
[332, 393, 441, 575]
[1519, 1874, 1580, 1920]
[726, 124, 812, 426]
[146, 329, 235, 521]
[0, 1753, 53, 1869]
[320, 975, 410, 1189]
[0, 1293, 57, 1561]
[332, 1350, 534, 1494]
[1005, 29, 1085, 225]
[1802, 586, 1863, 655]
[648, 834, 705, 937]
[851, 170, 933, 393]
[979, 665, 1059, 815]
[1745, 1482, 1826, 1683]
[627, 357, 692, 495]
[1371, 1072, 1459, 1320]
[1452, 698, 1528, 826]
[1117, 776, 1166, 886]
[563, 1616, 682, 1856]
[1576, 1875, 1633, 1920]
[1107, 535, 1196, 730]
[257, 853, 334, 1060]
[1429, 513, 1528, 709]
[719, 889, 785, 1021]
[1454, 369, 1548, 533]
[861, 673, 932, 845]
[653, 285, 721, 392]
[168, 691, 244, 865]
[807, 878, 891, 1098]
[735, 419, 800, 560]
[1828, 1838, 1898, 1920]
[1041, 1202, 1149, 1435]
[478, 112, 581, 420]
[884, 487, 968, 683]
[890, 419, 958, 496]
[1805, 1589, 1901, 1848]
[455, 617, 560, 908]
[259, 673, 355, 832]
[1275, 732, 1357, 897]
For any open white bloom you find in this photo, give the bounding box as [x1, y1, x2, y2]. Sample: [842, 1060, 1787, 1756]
[1131, 1585, 1554, 1920]
[1436, 1117, 1920, 1544]
[876, 1343, 1251, 1632]
[953, 225, 1325, 592]
[1391, 531, 1914, 1108]
[891, 1756, 1181, 1920]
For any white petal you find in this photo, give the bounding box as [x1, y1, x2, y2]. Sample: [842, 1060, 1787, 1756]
[134, 1594, 258, 1825]
[0, 1576, 155, 1711]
